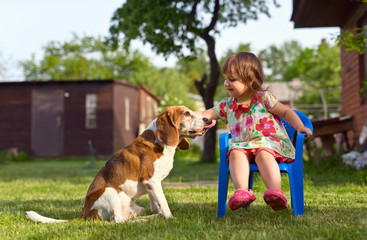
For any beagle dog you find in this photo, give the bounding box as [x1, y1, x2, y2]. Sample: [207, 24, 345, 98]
[26, 106, 216, 223]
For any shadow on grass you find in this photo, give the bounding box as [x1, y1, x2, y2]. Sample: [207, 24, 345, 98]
[3, 196, 367, 222]
[0, 199, 83, 219]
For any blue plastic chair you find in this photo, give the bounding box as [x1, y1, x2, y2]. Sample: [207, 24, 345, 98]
[217, 110, 313, 217]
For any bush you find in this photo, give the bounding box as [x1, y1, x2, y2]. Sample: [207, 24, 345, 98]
[0, 149, 33, 163]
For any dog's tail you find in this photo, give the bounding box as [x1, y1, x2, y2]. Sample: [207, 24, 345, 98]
[26, 211, 67, 223]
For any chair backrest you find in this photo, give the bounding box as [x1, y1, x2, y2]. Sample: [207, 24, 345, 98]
[280, 110, 313, 144]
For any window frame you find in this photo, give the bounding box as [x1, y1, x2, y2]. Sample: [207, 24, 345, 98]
[85, 93, 97, 129]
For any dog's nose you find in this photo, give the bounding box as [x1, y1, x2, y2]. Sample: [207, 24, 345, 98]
[203, 117, 209, 123]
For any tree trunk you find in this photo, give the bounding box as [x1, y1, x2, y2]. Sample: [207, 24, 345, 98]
[202, 124, 218, 162]
[197, 33, 220, 163]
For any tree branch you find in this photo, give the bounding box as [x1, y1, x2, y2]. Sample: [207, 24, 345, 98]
[186, 0, 199, 33]
[203, 0, 220, 35]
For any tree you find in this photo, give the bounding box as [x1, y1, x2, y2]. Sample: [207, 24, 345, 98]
[258, 40, 303, 82]
[176, 49, 209, 95]
[296, 40, 341, 109]
[235, 40, 340, 118]
[21, 33, 150, 81]
[269, 40, 341, 118]
[133, 66, 195, 111]
[20, 34, 194, 108]
[109, 0, 279, 162]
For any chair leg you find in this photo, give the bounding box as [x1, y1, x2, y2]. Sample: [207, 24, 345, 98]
[217, 166, 229, 218]
[249, 171, 255, 189]
[288, 168, 304, 216]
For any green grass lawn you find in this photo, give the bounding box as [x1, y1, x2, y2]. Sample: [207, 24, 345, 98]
[0, 153, 367, 240]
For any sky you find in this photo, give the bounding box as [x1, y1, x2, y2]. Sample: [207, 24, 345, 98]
[0, 0, 339, 81]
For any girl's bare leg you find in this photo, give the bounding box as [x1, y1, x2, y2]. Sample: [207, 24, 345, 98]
[229, 150, 250, 190]
[254, 150, 281, 190]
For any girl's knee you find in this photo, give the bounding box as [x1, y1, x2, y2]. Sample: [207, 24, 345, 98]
[255, 150, 275, 162]
[229, 149, 248, 162]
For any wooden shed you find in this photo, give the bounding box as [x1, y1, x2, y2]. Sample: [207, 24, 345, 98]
[0, 80, 160, 157]
[291, 0, 367, 142]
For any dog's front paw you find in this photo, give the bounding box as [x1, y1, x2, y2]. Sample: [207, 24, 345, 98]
[113, 215, 127, 223]
[166, 214, 174, 219]
[162, 211, 173, 219]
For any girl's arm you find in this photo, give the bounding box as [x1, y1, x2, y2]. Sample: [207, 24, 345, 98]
[269, 102, 313, 137]
[194, 108, 219, 122]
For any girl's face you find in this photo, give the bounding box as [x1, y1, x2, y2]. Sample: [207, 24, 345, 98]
[223, 75, 251, 101]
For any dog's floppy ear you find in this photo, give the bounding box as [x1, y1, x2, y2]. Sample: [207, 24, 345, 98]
[156, 107, 179, 147]
[177, 138, 190, 150]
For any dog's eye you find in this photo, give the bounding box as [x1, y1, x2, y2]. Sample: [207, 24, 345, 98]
[184, 111, 191, 117]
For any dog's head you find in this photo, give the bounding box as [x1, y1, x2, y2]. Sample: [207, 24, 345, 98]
[155, 106, 216, 150]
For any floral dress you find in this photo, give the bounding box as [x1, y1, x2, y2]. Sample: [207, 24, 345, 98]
[213, 91, 295, 162]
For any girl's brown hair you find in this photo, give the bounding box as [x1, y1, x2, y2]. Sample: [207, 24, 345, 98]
[222, 52, 266, 93]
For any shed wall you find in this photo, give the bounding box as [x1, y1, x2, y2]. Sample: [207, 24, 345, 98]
[0, 85, 32, 153]
[63, 82, 113, 156]
[113, 84, 139, 151]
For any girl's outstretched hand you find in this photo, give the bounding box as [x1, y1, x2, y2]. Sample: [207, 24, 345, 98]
[296, 126, 313, 138]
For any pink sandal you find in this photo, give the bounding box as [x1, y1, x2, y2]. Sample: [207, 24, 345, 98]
[263, 189, 288, 211]
[228, 189, 256, 211]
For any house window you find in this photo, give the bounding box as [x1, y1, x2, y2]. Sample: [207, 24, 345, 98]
[125, 97, 130, 131]
[85, 94, 97, 128]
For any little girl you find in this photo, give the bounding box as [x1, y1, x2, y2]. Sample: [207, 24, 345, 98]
[198, 52, 312, 211]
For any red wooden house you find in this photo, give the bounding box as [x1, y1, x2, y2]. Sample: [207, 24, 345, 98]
[291, 0, 367, 142]
[0, 80, 160, 157]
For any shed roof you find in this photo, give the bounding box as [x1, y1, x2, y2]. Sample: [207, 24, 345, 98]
[0, 79, 161, 102]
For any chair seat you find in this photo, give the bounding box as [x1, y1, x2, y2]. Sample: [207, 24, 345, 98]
[217, 110, 313, 217]
[250, 163, 290, 173]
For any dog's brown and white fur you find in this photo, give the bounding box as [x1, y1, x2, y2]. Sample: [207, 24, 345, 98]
[26, 106, 215, 223]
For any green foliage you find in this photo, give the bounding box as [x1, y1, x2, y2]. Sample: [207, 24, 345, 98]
[336, 25, 367, 55]
[0, 150, 32, 163]
[257, 39, 341, 117]
[259, 40, 304, 82]
[135, 66, 196, 110]
[294, 41, 341, 111]
[333, 0, 367, 55]
[24, 34, 144, 81]
[282, 47, 315, 82]
[109, 0, 278, 59]
[177, 49, 209, 95]
[20, 34, 196, 108]
[109, 0, 279, 163]
[21, 33, 151, 81]
[336, 23, 367, 95]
